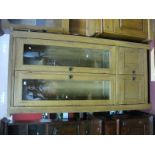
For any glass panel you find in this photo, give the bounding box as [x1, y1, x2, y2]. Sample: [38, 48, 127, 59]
[8, 19, 62, 28]
[22, 79, 111, 100]
[23, 44, 110, 68]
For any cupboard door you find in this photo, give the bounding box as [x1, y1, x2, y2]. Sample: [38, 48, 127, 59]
[15, 38, 116, 74]
[14, 71, 115, 107]
[116, 75, 145, 104]
[117, 47, 146, 75]
[114, 19, 148, 39]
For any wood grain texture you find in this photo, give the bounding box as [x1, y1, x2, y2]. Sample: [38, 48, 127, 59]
[9, 104, 151, 113]
[12, 31, 150, 49]
[116, 75, 145, 104]
[116, 47, 146, 75]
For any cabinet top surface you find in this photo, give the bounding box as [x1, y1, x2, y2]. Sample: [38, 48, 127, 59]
[12, 31, 150, 49]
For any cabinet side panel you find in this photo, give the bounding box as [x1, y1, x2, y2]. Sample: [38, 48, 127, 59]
[0, 34, 10, 119]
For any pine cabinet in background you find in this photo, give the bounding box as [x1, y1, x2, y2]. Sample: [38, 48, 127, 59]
[113, 19, 148, 40]
[70, 19, 149, 41]
[1, 19, 69, 34]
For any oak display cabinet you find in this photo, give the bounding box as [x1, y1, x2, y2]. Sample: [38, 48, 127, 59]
[2, 31, 150, 114]
[70, 19, 150, 41]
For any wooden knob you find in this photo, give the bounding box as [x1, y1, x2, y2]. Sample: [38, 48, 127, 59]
[132, 70, 136, 74]
[132, 76, 136, 81]
[69, 74, 73, 79]
[69, 67, 73, 71]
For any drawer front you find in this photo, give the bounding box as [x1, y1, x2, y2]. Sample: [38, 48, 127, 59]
[120, 118, 148, 135]
[14, 71, 116, 107]
[28, 124, 47, 135]
[104, 120, 117, 135]
[116, 75, 145, 104]
[89, 119, 102, 135]
[48, 122, 78, 135]
[8, 125, 28, 135]
[79, 121, 89, 135]
[79, 119, 102, 135]
[117, 47, 146, 75]
[14, 38, 116, 74]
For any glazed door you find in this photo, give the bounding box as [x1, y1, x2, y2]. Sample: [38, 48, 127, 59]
[14, 38, 116, 74]
[14, 71, 115, 107]
[116, 75, 145, 104]
[114, 19, 148, 39]
[116, 47, 146, 75]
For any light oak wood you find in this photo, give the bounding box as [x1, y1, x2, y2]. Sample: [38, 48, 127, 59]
[12, 31, 149, 49]
[115, 46, 148, 106]
[102, 19, 114, 33]
[116, 47, 146, 75]
[7, 31, 150, 113]
[9, 104, 151, 114]
[116, 75, 145, 104]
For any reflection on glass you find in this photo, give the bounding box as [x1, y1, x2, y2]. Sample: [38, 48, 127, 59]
[23, 44, 110, 68]
[22, 79, 111, 101]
